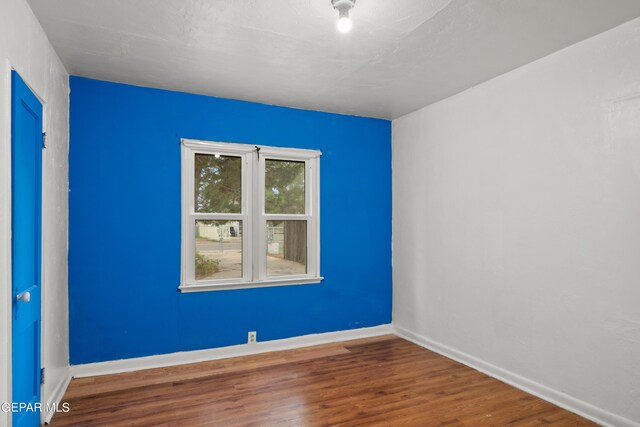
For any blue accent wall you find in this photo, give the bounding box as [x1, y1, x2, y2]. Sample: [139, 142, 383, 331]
[69, 77, 392, 364]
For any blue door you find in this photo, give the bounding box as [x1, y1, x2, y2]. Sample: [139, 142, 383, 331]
[11, 71, 43, 427]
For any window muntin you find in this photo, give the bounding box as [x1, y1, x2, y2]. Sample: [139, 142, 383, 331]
[181, 140, 321, 291]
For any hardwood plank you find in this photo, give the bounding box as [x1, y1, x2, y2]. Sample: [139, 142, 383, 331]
[50, 336, 596, 426]
[65, 335, 390, 400]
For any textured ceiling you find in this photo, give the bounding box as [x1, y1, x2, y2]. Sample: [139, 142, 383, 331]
[27, 0, 640, 119]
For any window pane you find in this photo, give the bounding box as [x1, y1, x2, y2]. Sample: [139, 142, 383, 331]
[265, 159, 305, 214]
[194, 154, 242, 213]
[195, 220, 242, 280]
[267, 220, 306, 276]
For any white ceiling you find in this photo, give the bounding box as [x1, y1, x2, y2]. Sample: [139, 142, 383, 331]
[27, 0, 640, 119]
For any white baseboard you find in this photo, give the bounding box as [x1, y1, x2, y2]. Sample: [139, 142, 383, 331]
[71, 324, 393, 379]
[393, 325, 639, 427]
[43, 368, 72, 425]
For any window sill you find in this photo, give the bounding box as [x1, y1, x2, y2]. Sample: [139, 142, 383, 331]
[179, 277, 324, 293]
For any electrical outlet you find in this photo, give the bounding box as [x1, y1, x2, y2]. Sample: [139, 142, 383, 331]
[248, 331, 257, 344]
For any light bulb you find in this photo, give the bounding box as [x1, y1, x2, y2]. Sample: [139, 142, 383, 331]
[332, 0, 355, 34]
[337, 16, 352, 33]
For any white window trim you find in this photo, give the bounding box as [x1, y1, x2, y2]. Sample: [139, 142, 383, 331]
[180, 139, 322, 292]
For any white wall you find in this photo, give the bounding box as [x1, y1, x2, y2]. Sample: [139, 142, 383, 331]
[393, 17, 640, 427]
[0, 0, 70, 425]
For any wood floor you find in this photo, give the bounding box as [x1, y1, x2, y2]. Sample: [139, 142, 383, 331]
[50, 336, 596, 426]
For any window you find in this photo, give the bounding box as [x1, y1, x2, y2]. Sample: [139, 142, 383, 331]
[180, 139, 322, 292]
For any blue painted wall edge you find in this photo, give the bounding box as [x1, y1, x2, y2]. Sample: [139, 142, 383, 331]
[69, 76, 392, 364]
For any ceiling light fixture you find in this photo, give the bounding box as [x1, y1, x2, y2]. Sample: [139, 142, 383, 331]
[332, 0, 356, 33]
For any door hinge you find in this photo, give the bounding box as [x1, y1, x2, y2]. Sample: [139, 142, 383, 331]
[42, 132, 47, 149]
[40, 368, 45, 385]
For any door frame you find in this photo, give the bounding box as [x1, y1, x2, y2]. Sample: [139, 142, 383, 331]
[1, 60, 48, 427]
